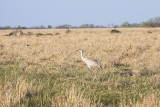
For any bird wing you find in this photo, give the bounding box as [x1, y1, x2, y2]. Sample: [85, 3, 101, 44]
[85, 58, 100, 65]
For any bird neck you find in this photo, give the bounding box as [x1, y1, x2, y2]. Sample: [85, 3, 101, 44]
[80, 51, 85, 61]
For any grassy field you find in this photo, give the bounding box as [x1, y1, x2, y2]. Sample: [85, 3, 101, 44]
[0, 28, 160, 107]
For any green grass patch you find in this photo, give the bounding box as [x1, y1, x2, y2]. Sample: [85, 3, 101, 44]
[0, 65, 160, 106]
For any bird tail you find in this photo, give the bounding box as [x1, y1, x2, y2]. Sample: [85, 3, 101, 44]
[98, 61, 102, 69]
[100, 64, 102, 69]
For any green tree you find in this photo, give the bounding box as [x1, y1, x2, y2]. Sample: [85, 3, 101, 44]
[140, 22, 150, 27]
[17, 25, 21, 29]
[120, 22, 130, 27]
[48, 25, 52, 29]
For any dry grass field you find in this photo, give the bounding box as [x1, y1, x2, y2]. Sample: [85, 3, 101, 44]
[0, 28, 160, 106]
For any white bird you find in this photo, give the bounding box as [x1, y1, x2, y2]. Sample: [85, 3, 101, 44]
[78, 49, 102, 69]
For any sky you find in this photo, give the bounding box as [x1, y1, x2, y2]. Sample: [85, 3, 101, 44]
[0, 0, 160, 27]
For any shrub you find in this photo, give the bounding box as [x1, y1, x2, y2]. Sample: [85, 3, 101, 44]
[36, 33, 44, 36]
[55, 32, 60, 35]
[111, 29, 121, 33]
[5, 31, 18, 36]
[46, 33, 54, 36]
[26, 32, 33, 36]
[147, 31, 152, 33]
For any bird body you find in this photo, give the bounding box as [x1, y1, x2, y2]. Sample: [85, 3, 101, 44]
[78, 49, 102, 69]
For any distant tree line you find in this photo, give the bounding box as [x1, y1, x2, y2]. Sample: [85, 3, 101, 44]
[55, 24, 106, 28]
[1, 16, 160, 29]
[0, 24, 107, 29]
[120, 16, 160, 27]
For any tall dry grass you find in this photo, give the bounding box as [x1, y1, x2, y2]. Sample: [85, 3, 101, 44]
[52, 85, 103, 107]
[0, 76, 41, 107]
[0, 28, 160, 106]
[0, 28, 160, 70]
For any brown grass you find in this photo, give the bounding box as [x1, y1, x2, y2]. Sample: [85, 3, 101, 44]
[120, 94, 160, 107]
[52, 85, 103, 107]
[0, 76, 41, 107]
[1, 28, 160, 70]
[0, 28, 160, 106]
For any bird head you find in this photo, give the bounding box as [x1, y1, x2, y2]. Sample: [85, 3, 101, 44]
[77, 49, 83, 52]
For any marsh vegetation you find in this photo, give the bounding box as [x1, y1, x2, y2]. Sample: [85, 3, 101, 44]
[0, 28, 160, 106]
